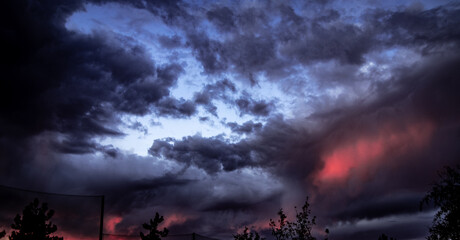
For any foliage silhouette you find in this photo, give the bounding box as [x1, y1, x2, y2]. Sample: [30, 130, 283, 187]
[377, 233, 396, 240]
[140, 212, 169, 240]
[0, 230, 5, 239]
[269, 197, 329, 240]
[8, 198, 63, 240]
[233, 226, 264, 240]
[290, 197, 317, 240]
[420, 165, 460, 240]
[269, 209, 290, 240]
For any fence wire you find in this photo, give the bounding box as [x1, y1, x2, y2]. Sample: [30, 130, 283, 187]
[0, 184, 103, 240]
[0, 185, 220, 240]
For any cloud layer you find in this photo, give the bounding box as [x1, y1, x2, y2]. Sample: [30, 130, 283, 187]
[1, 1, 460, 240]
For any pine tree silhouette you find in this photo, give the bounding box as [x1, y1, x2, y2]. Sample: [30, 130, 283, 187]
[9, 198, 63, 240]
[140, 212, 169, 240]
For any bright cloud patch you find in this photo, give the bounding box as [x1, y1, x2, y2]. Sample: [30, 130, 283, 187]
[315, 120, 435, 188]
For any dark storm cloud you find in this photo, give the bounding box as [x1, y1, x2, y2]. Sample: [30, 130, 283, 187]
[366, 4, 460, 48]
[226, 121, 262, 135]
[0, 0, 197, 160]
[194, 79, 237, 104]
[154, 97, 197, 118]
[150, 116, 317, 176]
[333, 193, 426, 221]
[201, 193, 277, 212]
[0, 1, 210, 237]
[115, 63, 185, 115]
[235, 93, 275, 117]
[179, 2, 460, 83]
[2, 1, 460, 239]
[206, 7, 236, 32]
[150, 135, 253, 173]
[150, 54, 460, 239]
[192, 79, 275, 117]
[91, 174, 195, 215]
[51, 137, 102, 155]
[331, 217, 431, 240]
[186, 33, 227, 73]
[305, 55, 460, 239]
[128, 121, 149, 135]
[193, 79, 236, 116]
[42, 152, 282, 238]
[186, 29, 281, 80]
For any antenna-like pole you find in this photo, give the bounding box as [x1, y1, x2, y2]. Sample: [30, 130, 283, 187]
[99, 195, 105, 240]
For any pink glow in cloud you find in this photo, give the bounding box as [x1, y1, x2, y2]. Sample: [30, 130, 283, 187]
[161, 213, 193, 228]
[314, 120, 435, 189]
[105, 215, 123, 233]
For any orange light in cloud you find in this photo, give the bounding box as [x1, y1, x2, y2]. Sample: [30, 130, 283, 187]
[314, 120, 434, 187]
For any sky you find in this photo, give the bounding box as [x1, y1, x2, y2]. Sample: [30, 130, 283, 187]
[0, 0, 460, 239]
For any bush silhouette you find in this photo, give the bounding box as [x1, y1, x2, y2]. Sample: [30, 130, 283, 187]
[420, 165, 460, 240]
[9, 198, 63, 240]
[268, 197, 328, 240]
[269, 208, 290, 240]
[140, 212, 169, 240]
[233, 226, 264, 240]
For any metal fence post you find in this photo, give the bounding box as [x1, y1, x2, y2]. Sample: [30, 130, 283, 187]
[99, 195, 105, 240]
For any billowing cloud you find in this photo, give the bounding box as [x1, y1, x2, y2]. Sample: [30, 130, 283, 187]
[314, 120, 434, 190]
[1, 1, 460, 240]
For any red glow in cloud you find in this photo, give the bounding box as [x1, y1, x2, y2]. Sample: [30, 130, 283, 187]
[105, 215, 123, 233]
[314, 120, 434, 188]
[57, 215, 123, 240]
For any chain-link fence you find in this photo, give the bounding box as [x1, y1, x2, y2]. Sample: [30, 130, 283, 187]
[0, 185, 103, 240]
[0, 185, 220, 240]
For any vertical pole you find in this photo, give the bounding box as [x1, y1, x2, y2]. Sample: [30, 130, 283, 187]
[99, 195, 105, 240]
[192, 232, 196, 240]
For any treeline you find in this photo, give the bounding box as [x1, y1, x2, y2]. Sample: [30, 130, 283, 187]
[1, 165, 458, 240]
[232, 165, 460, 240]
[0, 199, 168, 240]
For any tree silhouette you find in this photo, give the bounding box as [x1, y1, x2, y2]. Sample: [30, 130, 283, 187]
[289, 197, 317, 240]
[420, 165, 460, 240]
[233, 226, 264, 240]
[269, 197, 329, 240]
[9, 198, 63, 240]
[0, 230, 5, 239]
[269, 209, 290, 240]
[140, 212, 169, 240]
